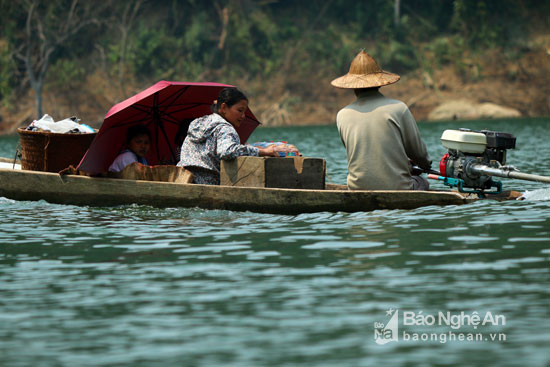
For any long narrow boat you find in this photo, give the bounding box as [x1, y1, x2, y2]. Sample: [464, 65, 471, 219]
[0, 158, 478, 214]
[0, 168, 472, 214]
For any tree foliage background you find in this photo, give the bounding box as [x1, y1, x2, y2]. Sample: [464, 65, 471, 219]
[0, 0, 548, 128]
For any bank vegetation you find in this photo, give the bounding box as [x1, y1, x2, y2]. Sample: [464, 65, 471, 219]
[0, 0, 548, 132]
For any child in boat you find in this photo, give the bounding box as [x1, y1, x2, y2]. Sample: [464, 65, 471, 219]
[108, 125, 151, 172]
[177, 87, 298, 184]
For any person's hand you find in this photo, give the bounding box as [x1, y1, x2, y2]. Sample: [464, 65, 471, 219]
[258, 145, 277, 157]
[273, 145, 299, 156]
[258, 144, 300, 157]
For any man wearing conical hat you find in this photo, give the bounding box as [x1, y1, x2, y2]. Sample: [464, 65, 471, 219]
[332, 50, 431, 190]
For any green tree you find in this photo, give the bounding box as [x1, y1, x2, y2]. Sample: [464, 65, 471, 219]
[10, 0, 110, 119]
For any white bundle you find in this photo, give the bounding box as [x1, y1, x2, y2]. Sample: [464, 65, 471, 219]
[29, 114, 94, 133]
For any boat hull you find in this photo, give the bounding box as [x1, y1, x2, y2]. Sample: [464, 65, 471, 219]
[0, 168, 469, 214]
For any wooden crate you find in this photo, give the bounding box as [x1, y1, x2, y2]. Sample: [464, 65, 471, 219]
[221, 156, 325, 189]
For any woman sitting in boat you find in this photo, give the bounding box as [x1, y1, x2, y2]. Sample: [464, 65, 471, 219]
[177, 87, 297, 185]
[108, 125, 151, 172]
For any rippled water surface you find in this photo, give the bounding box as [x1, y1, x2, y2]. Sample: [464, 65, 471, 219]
[1, 119, 549, 366]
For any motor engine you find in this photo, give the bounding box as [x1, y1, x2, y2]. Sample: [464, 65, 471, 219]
[439, 129, 516, 192]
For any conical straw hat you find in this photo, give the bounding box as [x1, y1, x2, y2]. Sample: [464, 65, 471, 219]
[331, 51, 400, 89]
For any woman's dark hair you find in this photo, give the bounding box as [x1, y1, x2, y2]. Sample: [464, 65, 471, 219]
[126, 125, 151, 144]
[212, 87, 248, 113]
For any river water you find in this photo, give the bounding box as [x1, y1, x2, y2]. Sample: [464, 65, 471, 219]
[0, 118, 548, 366]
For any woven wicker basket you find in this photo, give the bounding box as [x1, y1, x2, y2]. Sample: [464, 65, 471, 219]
[17, 128, 97, 173]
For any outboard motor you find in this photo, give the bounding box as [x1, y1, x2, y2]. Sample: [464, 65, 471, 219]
[437, 129, 516, 194]
[428, 128, 549, 196]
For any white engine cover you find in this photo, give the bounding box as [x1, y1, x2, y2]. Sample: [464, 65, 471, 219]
[441, 130, 487, 154]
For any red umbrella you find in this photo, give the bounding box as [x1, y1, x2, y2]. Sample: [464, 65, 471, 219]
[77, 81, 260, 175]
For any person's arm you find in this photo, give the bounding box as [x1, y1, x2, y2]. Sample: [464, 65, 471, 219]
[108, 151, 138, 172]
[216, 125, 261, 159]
[400, 107, 431, 169]
[216, 125, 298, 159]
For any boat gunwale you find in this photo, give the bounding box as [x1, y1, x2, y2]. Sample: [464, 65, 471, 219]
[0, 167, 471, 214]
[0, 166, 469, 194]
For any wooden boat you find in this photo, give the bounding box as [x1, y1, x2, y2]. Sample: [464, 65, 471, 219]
[0, 157, 508, 214]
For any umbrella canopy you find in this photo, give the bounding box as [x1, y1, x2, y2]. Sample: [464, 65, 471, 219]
[77, 81, 260, 175]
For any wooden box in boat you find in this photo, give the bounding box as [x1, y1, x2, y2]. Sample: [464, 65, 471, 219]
[220, 156, 326, 189]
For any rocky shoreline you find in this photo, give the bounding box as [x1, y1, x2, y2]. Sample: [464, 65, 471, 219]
[262, 45, 550, 125]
